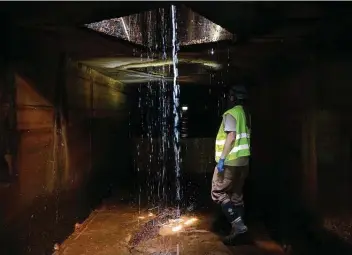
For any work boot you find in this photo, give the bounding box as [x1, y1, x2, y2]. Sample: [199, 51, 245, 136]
[221, 202, 248, 234]
[226, 202, 256, 246]
[213, 209, 232, 235]
[223, 217, 249, 245]
[223, 222, 251, 246]
[234, 203, 245, 221]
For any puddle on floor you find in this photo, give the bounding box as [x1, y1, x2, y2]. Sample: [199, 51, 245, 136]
[53, 203, 284, 255]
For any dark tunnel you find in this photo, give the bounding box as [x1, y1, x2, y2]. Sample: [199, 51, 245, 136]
[0, 2, 352, 255]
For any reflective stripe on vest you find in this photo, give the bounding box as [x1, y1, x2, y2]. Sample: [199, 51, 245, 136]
[215, 144, 250, 157]
[215, 133, 250, 145]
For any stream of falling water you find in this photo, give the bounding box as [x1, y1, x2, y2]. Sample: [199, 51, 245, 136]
[146, 11, 154, 206]
[158, 6, 170, 206]
[171, 5, 181, 215]
[133, 5, 182, 216]
[137, 83, 143, 214]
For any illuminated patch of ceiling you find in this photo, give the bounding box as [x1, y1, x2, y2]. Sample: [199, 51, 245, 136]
[85, 5, 233, 48]
[79, 56, 221, 84]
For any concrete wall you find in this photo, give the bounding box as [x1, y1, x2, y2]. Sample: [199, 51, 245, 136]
[247, 47, 352, 251]
[316, 59, 352, 246]
[0, 39, 131, 254]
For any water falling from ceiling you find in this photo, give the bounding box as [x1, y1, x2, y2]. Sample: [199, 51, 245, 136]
[82, 3, 233, 217]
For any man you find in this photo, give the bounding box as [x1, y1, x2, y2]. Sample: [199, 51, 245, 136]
[211, 84, 251, 243]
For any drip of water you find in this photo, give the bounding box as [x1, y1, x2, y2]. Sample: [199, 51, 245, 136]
[120, 17, 130, 41]
[139, 186, 141, 215]
[146, 80, 152, 204]
[137, 83, 143, 210]
[171, 5, 181, 211]
[159, 7, 169, 208]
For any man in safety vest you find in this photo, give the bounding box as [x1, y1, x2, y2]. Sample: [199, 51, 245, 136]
[211, 84, 251, 243]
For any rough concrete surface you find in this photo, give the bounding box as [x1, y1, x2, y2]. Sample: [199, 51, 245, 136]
[54, 204, 284, 255]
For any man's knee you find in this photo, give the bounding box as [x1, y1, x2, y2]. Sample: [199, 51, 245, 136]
[230, 193, 244, 206]
[210, 188, 219, 204]
[211, 189, 230, 205]
[211, 193, 221, 204]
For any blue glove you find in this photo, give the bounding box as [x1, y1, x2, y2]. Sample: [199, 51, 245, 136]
[216, 158, 225, 173]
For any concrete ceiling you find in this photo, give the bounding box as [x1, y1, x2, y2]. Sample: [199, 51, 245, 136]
[3, 2, 350, 42]
[4, 2, 352, 86]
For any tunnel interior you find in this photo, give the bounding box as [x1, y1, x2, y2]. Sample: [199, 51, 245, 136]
[1, 2, 352, 255]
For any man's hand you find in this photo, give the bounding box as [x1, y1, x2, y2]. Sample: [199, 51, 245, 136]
[216, 158, 225, 173]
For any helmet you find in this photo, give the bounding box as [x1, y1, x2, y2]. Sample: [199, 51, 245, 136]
[228, 84, 248, 100]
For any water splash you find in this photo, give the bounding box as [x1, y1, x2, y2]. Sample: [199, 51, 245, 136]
[171, 5, 181, 213]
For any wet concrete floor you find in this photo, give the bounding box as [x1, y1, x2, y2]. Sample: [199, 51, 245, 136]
[53, 202, 285, 255]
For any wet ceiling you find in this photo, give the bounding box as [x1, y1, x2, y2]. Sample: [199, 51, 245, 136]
[2, 2, 352, 86]
[80, 5, 229, 85]
[3, 2, 349, 42]
[85, 5, 233, 47]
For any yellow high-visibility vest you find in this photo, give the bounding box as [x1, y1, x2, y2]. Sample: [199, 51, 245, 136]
[215, 105, 251, 163]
